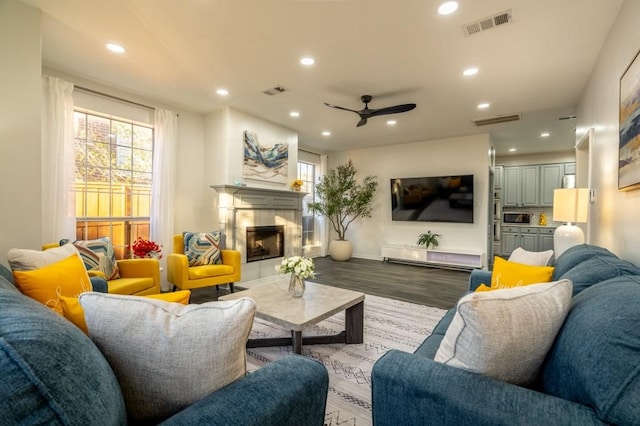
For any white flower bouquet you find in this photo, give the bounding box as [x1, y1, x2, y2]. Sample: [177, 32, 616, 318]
[277, 256, 315, 279]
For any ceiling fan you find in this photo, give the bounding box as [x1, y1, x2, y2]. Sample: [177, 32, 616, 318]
[324, 95, 416, 127]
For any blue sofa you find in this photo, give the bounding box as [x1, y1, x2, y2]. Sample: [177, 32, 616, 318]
[0, 264, 328, 425]
[372, 244, 640, 425]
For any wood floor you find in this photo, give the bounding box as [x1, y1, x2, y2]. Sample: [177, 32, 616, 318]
[189, 256, 471, 310]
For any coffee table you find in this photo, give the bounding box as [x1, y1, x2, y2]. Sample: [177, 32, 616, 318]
[219, 276, 365, 354]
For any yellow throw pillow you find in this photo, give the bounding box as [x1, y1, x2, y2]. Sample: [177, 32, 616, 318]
[474, 284, 492, 292]
[60, 290, 192, 334]
[489, 256, 554, 290]
[13, 254, 92, 314]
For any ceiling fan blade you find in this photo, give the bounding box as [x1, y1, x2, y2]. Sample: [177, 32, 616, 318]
[356, 117, 368, 127]
[365, 103, 417, 118]
[324, 102, 360, 114]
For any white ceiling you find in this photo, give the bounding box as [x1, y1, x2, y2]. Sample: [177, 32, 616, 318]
[21, 0, 623, 155]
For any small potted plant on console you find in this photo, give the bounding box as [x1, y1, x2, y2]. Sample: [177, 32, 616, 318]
[417, 230, 441, 250]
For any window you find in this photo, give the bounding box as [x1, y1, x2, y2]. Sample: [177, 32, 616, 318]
[74, 110, 154, 259]
[297, 161, 316, 246]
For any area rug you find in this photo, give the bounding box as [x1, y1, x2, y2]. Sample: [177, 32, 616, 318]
[246, 295, 447, 426]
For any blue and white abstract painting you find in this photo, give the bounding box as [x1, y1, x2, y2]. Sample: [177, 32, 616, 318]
[243, 130, 289, 184]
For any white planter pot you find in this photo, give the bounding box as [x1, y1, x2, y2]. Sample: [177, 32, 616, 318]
[329, 240, 353, 261]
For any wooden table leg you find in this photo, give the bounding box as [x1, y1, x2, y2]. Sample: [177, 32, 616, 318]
[292, 330, 303, 354]
[345, 301, 364, 344]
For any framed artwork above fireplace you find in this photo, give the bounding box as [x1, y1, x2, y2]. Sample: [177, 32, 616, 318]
[243, 130, 289, 184]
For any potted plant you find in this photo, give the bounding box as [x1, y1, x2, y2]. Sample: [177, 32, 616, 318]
[307, 159, 378, 261]
[417, 231, 441, 250]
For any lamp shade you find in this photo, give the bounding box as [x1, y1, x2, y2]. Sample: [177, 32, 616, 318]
[553, 188, 589, 223]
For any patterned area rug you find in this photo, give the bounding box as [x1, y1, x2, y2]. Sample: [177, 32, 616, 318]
[246, 295, 447, 426]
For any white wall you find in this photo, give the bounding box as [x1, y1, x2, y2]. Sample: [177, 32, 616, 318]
[497, 152, 575, 167]
[0, 1, 42, 263]
[576, 0, 640, 264]
[329, 134, 491, 263]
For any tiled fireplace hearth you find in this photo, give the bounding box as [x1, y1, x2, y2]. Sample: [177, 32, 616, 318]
[210, 186, 306, 276]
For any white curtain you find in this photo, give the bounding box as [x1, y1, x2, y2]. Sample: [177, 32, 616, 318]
[319, 154, 329, 256]
[151, 109, 177, 291]
[41, 76, 76, 243]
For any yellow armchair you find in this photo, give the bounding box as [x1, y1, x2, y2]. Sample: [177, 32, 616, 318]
[167, 234, 241, 292]
[42, 243, 161, 296]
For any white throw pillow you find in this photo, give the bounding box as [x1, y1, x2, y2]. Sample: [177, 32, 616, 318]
[509, 247, 554, 266]
[79, 293, 256, 424]
[434, 279, 572, 385]
[7, 244, 80, 271]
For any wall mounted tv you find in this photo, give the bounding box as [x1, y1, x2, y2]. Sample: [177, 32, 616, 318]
[390, 175, 474, 223]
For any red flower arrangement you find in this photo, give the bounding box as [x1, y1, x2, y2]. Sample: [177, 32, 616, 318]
[130, 237, 163, 259]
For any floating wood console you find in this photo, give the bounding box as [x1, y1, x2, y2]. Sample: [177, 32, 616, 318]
[381, 245, 483, 270]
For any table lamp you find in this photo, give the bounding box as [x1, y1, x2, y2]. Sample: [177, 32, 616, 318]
[553, 188, 589, 258]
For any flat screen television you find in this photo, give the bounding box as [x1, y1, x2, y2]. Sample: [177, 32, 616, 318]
[390, 175, 474, 223]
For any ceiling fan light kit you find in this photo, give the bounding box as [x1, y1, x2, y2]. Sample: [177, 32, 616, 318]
[324, 95, 416, 127]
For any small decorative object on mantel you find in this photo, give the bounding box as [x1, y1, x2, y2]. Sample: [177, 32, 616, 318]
[130, 237, 163, 259]
[277, 255, 315, 297]
[291, 179, 303, 191]
[417, 231, 441, 250]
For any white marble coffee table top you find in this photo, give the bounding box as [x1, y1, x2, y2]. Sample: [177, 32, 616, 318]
[219, 275, 365, 331]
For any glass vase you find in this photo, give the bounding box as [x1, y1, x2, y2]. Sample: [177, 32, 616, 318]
[288, 274, 306, 298]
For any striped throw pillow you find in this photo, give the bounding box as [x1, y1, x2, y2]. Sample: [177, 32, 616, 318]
[183, 232, 223, 266]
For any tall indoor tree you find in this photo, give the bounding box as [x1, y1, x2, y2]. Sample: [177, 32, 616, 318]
[307, 159, 378, 260]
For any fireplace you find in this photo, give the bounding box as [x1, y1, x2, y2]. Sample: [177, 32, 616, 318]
[246, 225, 285, 263]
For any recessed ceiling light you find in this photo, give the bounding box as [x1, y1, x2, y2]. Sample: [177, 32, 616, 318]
[290, 111, 300, 118]
[106, 43, 125, 54]
[438, 1, 459, 15]
[387, 120, 397, 125]
[509, 148, 516, 152]
[540, 132, 550, 137]
[463, 67, 479, 76]
[477, 103, 490, 109]
[322, 131, 331, 136]
[216, 88, 229, 96]
[300, 56, 315, 66]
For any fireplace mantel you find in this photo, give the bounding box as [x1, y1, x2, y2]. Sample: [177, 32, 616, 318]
[210, 185, 305, 275]
[210, 185, 306, 210]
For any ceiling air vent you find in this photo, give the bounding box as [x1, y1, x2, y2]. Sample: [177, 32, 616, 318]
[462, 9, 512, 37]
[262, 85, 288, 96]
[558, 115, 577, 121]
[472, 113, 521, 127]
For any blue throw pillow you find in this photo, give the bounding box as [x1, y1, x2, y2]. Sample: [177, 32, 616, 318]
[0, 287, 126, 424]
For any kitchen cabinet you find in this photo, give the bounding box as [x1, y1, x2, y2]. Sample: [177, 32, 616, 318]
[539, 164, 563, 206]
[538, 227, 556, 252]
[503, 162, 575, 207]
[564, 163, 576, 174]
[501, 226, 557, 257]
[494, 165, 503, 189]
[503, 166, 539, 207]
[502, 226, 538, 255]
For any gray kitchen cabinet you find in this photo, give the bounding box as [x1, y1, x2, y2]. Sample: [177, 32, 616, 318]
[538, 227, 556, 252]
[503, 166, 538, 207]
[494, 165, 503, 189]
[503, 167, 521, 207]
[539, 164, 564, 206]
[503, 162, 574, 207]
[564, 163, 576, 174]
[501, 226, 538, 256]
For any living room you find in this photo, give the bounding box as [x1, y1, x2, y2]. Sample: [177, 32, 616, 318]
[2, 0, 640, 424]
[2, 0, 640, 272]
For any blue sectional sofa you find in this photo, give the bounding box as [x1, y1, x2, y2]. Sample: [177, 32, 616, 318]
[0, 264, 328, 425]
[372, 244, 640, 425]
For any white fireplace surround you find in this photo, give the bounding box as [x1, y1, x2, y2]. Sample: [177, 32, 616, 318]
[210, 185, 306, 266]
